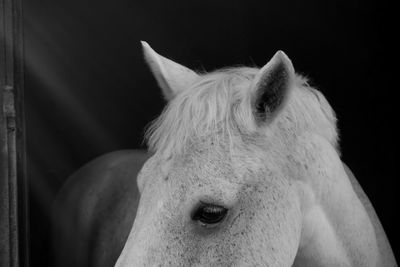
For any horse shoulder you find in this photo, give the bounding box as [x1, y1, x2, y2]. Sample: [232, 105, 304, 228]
[52, 150, 150, 267]
[343, 163, 397, 267]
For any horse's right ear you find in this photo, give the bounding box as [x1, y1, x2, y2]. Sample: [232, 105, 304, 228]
[250, 51, 295, 124]
[141, 41, 199, 101]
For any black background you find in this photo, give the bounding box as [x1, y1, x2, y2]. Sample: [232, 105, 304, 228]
[23, 0, 397, 265]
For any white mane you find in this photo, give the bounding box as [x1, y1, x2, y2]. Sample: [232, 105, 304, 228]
[145, 67, 338, 157]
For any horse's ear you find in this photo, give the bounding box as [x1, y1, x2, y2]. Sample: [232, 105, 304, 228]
[141, 41, 199, 101]
[251, 51, 295, 124]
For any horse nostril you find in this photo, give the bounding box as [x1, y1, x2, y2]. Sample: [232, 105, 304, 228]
[191, 202, 228, 226]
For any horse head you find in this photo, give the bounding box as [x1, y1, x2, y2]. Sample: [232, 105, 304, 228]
[115, 42, 387, 266]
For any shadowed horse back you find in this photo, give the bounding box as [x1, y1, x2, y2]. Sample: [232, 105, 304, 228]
[52, 150, 149, 267]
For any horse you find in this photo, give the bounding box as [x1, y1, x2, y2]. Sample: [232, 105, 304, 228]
[52, 42, 397, 267]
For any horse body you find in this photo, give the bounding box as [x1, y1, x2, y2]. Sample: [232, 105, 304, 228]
[53, 43, 396, 266]
[52, 150, 150, 267]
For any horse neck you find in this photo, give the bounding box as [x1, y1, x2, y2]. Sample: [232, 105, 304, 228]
[293, 138, 381, 266]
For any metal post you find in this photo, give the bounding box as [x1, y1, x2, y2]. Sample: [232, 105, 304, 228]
[0, 0, 29, 265]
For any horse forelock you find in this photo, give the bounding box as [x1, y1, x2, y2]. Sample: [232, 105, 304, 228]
[145, 67, 339, 159]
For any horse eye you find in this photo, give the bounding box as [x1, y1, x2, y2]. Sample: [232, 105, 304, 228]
[192, 203, 228, 225]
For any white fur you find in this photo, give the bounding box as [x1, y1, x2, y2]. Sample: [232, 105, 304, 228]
[114, 44, 396, 267]
[145, 67, 338, 159]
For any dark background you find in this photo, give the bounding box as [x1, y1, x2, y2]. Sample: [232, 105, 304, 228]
[23, 0, 397, 265]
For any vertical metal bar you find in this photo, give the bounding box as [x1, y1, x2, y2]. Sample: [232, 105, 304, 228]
[1, 0, 28, 265]
[0, 0, 13, 264]
[3, 86, 19, 267]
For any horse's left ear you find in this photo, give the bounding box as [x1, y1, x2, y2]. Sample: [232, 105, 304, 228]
[251, 50, 295, 124]
[141, 41, 199, 101]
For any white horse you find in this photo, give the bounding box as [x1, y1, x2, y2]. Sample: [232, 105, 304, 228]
[52, 42, 397, 267]
[115, 42, 396, 266]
